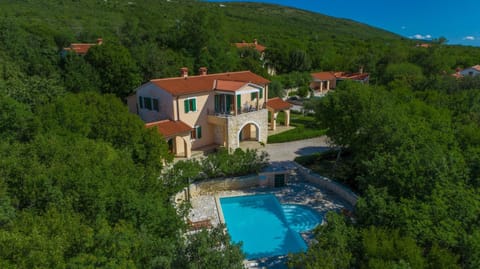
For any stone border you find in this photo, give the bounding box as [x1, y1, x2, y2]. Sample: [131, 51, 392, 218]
[295, 165, 358, 206]
[174, 162, 358, 208]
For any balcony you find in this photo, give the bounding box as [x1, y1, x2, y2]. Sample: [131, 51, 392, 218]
[207, 105, 267, 126]
[207, 103, 265, 118]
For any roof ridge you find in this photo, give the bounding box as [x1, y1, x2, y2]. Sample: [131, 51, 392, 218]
[150, 70, 252, 82]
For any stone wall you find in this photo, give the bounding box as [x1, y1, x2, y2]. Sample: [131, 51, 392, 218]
[296, 165, 358, 206]
[226, 109, 268, 149]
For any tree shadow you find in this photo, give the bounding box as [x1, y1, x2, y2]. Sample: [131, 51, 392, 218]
[294, 146, 330, 156]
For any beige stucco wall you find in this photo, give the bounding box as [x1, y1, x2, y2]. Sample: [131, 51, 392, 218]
[136, 83, 175, 123]
[178, 91, 216, 149]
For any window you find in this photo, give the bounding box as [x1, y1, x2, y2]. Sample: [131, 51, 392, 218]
[144, 97, 152, 110]
[184, 98, 197, 113]
[152, 98, 159, 112]
[191, 125, 202, 139]
[138, 96, 144, 109]
[251, 90, 262, 100]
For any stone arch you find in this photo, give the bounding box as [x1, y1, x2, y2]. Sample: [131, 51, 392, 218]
[170, 135, 191, 158]
[237, 121, 261, 146]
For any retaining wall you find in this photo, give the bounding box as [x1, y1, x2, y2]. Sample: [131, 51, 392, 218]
[295, 165, 358, 206]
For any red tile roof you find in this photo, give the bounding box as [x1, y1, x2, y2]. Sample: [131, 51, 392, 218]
[150, 71, 270, 96]
[311, 72, 336, 81]
[146, 120, 191, 138]
[335, 72, 370, 81]
[63, 38, 102, 55]
[215, 80, 248, 92]
[63, 43, 96, 54]
[234, 40, 266, 52]
[267, 97, 292, 111]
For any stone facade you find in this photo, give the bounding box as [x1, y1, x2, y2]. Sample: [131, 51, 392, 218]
[226, 109, 268, 149]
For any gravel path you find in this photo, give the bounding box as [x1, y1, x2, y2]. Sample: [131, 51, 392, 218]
[264, 136, 331, 162]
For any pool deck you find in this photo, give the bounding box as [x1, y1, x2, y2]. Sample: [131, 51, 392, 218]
[187, 165, 351, 229]
[186, 162, 353, 269]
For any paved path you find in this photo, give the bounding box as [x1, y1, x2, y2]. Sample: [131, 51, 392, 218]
[264, 136, 331, 162]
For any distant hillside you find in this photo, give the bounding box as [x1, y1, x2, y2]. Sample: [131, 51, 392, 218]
[215, 2, 404, 44]
[0, 0, 479, 85]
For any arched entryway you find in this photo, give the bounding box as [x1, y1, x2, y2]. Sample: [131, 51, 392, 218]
[238, 121, 260, 149]
[168, 136, 190, 158]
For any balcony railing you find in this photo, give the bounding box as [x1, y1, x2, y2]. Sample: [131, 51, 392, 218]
[208, 103, 266, 118]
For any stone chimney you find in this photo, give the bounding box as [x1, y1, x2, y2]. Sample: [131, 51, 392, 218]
[359, 66, 364, 74]
[254, 39, 258, 45]
[199, 67, 208, 76]
[97, 38, 103, 45]
[180, 67, 188, 78]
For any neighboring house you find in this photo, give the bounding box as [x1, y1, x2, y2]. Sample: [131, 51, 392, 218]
[234, 39, 266, 59]
[234, 39, 277, 75]
[310, 70, 370, 96]
[310, 72, 337, 95]
[128, 67, 283, 158]
[61, 38, 103, 56]
[334, 71, 370, 84]
[458, 65, 480, 77]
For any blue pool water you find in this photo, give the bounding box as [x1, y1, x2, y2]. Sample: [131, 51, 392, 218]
[219, 194, 322, 259]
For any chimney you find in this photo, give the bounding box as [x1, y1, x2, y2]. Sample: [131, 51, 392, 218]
[199, 67, 208, 76]
[180, 67, 188, 78]
[254, 39, 258, 45]
[456, 67, 461, 74]
[359, 66, 364, 74]
[242, 40, 246, 43]
[97, 38, 103, 45]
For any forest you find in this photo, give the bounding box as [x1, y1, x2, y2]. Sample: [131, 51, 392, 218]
[1, 0, 480, 268]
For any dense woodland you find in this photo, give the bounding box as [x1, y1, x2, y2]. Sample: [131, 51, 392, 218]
[1, 0, 480, 268]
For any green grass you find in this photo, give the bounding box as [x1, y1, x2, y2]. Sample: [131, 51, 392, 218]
[267, 112, 326, 143]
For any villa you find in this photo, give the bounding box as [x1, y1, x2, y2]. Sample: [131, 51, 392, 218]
[310, 69, 370, 96]
[61, 38, 103, 56]
[127, 67, 291, 158]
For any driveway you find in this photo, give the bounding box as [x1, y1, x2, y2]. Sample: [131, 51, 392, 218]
[264, 136, 331, 162]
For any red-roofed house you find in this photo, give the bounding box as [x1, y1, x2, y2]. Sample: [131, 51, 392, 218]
[310, 72, 337, 95]
[234, 39, 266, 54]
[128, 67, 274, 158]
[62, 38, 103, 56]
[310, 70, 370, 96]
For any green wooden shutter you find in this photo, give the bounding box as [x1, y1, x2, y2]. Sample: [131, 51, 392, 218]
[259, 89, 263, 99]
[226, 96, 232, 112]
[192, 98, 196, 111]
[184, 99, 189, 113]
[251, 92, 255, 100]
[237, 95, 241, 112]
[138, 96, 143, 108]
[197, 126, 202, 139]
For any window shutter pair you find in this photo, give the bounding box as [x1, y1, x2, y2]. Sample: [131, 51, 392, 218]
[184, 98, 196, 113]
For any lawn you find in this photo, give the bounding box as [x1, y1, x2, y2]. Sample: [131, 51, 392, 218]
[267, 112, 326, 143]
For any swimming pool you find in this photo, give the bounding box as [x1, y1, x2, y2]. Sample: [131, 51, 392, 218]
[219, 194, 322, 259]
